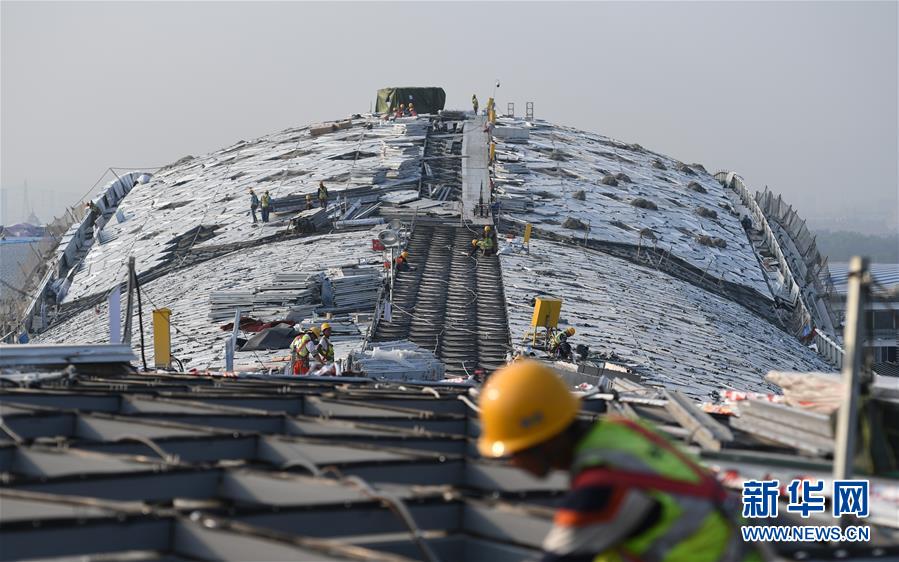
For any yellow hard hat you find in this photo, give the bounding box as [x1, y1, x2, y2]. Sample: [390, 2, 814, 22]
[401, 250, 409, 258]
[321, 322, 331, 332]
[472, 239, 479, 246]
[309, 327, 321, 337]
[484, 225, 491, 233]
[566, 327, 576, 336]
[477, 360, 579, 458]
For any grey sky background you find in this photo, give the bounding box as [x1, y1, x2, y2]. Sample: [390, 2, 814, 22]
[2, 1, 897, 235]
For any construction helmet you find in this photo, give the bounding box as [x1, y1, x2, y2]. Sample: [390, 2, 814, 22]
[401, 250, 409, 259]
[306, 194, 312, 200]
[484, 225, 492, 233]
[565, 327, 576, 336]
[477, 360, 579, 458]
[309, 327, 321, 337]
[472, 239, 479, 247]
[321, 322, 331, 332]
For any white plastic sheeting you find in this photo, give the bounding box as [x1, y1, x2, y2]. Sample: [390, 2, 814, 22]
[500, 238, 833, 400]
[493, 118, 770, 297]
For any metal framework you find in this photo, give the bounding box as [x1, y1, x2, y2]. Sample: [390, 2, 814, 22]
[2, 368, 897, 561]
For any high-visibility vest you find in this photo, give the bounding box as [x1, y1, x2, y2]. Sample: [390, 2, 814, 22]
[260, 194, 271, 208]
[318, 338, 335, 362]
[571, 418, 757, 562]
[550, 331, 567, 349]
[318, 186, 328, 200]
[292, 334, 316, 358]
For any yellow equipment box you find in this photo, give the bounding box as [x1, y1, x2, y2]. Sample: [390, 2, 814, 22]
[530, 298, 562, 329]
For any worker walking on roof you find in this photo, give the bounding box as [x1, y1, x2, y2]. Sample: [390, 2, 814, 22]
[305, 194, 313, 211]
[290, 326, 320, 375]
[472, 94, 479, 115]
[318, 181, 329, 211]
[260, 191, 273, 223]
[249, 189, 260, 224]
[478, 360, 760, 562]
[549, 327, 575, 361]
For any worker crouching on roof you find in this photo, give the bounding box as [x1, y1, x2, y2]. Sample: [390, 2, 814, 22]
[290, 326, 320, 375]
[469, 225, 495, 257]
[395, 250, 411, 272]
[478, 361, 759, 562]
[550, 327, 576, 361]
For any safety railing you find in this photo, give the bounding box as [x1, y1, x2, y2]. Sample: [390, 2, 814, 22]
[814, 329, 844, 369]
[716, 172, 816, 332]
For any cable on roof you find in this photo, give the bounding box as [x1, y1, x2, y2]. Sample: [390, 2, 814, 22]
[341, 474, 442, 562]
[115, 434, 180, 465]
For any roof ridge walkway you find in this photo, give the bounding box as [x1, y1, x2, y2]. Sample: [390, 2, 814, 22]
[460, 115, 493, 227]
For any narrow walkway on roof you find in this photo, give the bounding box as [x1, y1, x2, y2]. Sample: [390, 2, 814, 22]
[461, 115, 493, 226]
[373, 224, 510, 377]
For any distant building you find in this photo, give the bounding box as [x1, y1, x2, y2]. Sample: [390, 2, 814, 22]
[829, 262, 899, 363]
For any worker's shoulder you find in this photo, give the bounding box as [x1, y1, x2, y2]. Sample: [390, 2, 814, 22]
[560, 470, 616, 511]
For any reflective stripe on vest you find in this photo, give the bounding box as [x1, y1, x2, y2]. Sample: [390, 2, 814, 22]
[572, 418, 739, 562]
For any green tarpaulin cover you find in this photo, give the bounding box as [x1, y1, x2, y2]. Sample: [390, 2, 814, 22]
[376, 87, 446, 115]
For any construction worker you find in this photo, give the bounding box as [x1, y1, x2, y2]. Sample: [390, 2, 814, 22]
[408, 103, 417, 117]
[305, 194, 313, 211]
[318, 181, 329, 211]
[395, 250, 410, 272]
[470, 226, 494, 257]
[478, 361, 758, 562]
[249, 188, 259, 224]
[472, 94, 479, 115]
[316, 322, 335, 364]
[260, 191, 273, 223]
[290, 326, 320, 375]
[83, 200, 101, 227]
[549, 326, 575, 361]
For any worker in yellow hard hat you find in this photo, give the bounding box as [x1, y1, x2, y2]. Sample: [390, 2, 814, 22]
[395, 250, 410, 272]
[478, 361, 758, 562]
[316, 322, 335, 365]
[290, 326, 320, 375]
[549, 326, 576, 361]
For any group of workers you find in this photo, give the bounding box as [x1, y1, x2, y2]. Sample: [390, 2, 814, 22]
[393, 103, 417, 118]
[250, 182, 329, 224]
[289, 322, 335, 375]
[305, 181, 329, 211]
[249, 188, 273, 224]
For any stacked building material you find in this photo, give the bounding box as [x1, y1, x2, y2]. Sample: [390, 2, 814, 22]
[350, 340, 445, 381]
[289, 208, 329, 233]
[209, 273, 321, 323]
[321, 267, 382, 314]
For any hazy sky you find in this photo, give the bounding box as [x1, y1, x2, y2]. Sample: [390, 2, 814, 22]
[2, 1, 897, 234]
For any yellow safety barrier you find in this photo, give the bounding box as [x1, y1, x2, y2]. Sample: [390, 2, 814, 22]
[153, 308, 172, 369]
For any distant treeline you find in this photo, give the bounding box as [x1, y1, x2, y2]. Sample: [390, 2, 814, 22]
[814, 230, 899, 263]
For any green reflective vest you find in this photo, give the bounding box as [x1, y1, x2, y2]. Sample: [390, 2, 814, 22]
[572, 419, 758, 562]
[292, 334, 316, 358]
